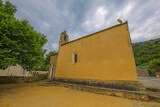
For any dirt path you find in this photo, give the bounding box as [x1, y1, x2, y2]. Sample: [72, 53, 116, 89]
[0, 82, 160, 107]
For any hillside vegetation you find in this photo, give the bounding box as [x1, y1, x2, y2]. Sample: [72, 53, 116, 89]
[132, 38, 160, 68]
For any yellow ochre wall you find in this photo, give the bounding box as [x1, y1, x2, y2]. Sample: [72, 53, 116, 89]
[55, 22, 138, 81]
[50, 55, 58, 67]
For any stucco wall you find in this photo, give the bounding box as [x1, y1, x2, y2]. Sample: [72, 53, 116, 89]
[48, 55, 58, 78]
[50, 55, 58, 66]
[55, 22, 137, 81]
[0, 65, 28, 76]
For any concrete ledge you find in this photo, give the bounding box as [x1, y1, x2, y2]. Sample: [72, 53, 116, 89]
[54, 81, 149, 101]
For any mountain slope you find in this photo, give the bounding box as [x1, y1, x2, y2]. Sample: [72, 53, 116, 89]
[132, 38, 160, 66]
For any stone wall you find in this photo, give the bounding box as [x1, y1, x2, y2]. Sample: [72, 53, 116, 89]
[0, 74, 47, 84]
[156, 70, 160, 77]
[137, 67, 149, 76]
[54, 81, 149, 101]
[55, 78, 140, 91]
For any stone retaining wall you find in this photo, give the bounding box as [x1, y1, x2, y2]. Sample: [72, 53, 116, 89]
[55, 78, 140, 91]
[55, 81, 149, 101]
[0, 74, 47, 84]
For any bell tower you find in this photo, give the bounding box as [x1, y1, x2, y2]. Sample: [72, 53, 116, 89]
[59, 31, 69, 46]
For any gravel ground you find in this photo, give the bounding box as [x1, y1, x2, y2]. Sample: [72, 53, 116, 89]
[138, 77, 160, 89]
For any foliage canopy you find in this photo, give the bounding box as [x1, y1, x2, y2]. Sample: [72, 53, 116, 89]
[0, 0, 47, 71]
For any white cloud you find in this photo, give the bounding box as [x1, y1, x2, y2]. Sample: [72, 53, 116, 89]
[6, 0, 160, 51]
[43, 43, 58, 52]
[51, 43, 58, 51]
[42, 22, 51, 29]
[131, 9, 160, 42]
[116, 3, 134, 19]
[82, 6, 108, 32]
[69, 32, 81, 41]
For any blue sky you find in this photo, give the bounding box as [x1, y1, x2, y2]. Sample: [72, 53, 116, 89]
[6, 0, 160, 51]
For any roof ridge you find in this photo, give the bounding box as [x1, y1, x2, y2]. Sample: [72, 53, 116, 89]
[61, 21, 128, 46]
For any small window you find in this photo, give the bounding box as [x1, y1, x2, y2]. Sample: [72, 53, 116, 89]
[72, 52, 77, 64]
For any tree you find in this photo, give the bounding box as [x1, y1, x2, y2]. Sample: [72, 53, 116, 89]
[0, 0, 47, 71]
[148, 59, 160, 71]
[3, 1, 17, 16]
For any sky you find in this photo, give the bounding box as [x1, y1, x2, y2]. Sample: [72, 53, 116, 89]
[6, 0, 160, 52]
